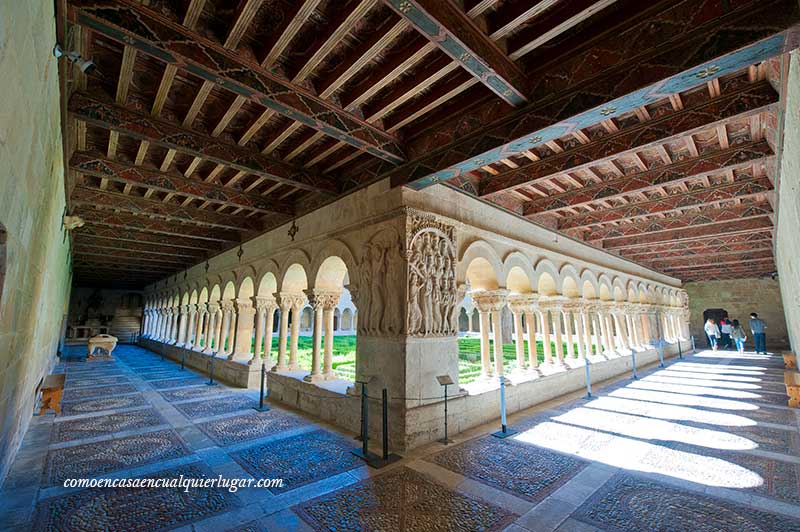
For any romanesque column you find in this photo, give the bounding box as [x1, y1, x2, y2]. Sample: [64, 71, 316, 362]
[184, 304, 197, 348]
[548, 300, 565, 366]
[225, 302, 238, 357]
[176, 305, 189, 346]
[252, 296, 277, 366]
[572, 306, 586, 360]
[540, 309, 553, 365]
[322, 292, 341, 380]
[202, 304, 216, 353]
[525, 307, 540, 371]
[288, 294, 307, 370]
[490, 291, 507, 377]
[216, 302, 232, 355]
[162, 309, 172, 342]
[154, 310, 163, 340]
[598, 306, 614, 356]
[508, 294, 538, 373]
[231, 298, 256, 361]
[562, 307, 575, 361]
[171, 308, 181, 344]
[274, 294, 291, 371]
[212, 304, 224, 352]
[193, 303, 206, 350]
[612, 309, 630, 354]
[304, 290, 324, 382]
[508, 297, 527, 372]
[580, 306, 593, 357]
[470, 291, 495, 379]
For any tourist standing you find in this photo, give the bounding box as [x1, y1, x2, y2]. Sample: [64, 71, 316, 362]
[704, 318, 721, 351]
[749, 313, 767, 355]
[731, 319, 747, 354]
[720, 318, 733, 350]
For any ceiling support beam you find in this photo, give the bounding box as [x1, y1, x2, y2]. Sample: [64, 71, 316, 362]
[558, 176, 773, 230]
[74, 209, 243, 244]
[68, 93, 336, 195]
[71, 186, 264, 233]
[73, 235, 206, 259]
[383, 0, 528, 106]
[479, 81, 778, 196]
[71, 152, 295, 216]
[385, 0, 798, 189]
[523, 141, 773, 215]
[76, 225, 221, 252]
[582, 201, 773, 241]
[70, 0, 405, 165]
[602, 217, 774, 250]
[641, 248, 774, 270]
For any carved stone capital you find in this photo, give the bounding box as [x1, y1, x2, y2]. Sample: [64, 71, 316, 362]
[307, 289, 342, 311]
[235, 298, 253, 312]
[207, 302, 220, 314]
[254, 296, 277, 312]
[195, 302, 207, 315]
[471, 289, 508, 312]
[507, 293, 539, 314]
[538, 295, 568, 311]
[279, 292, 306, 310]
[221, 300, 235, 312]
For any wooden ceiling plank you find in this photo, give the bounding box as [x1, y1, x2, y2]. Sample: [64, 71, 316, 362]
[71, 152, 295, 216]
[69, 92, 337, 194]
[384, 0, 528, 106]
[71, 0, 404, 164]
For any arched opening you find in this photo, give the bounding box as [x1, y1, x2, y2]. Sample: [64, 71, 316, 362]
[341, 308, 353, 330]
[458, 307, 469, 332]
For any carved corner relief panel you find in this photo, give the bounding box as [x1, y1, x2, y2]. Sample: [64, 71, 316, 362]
[406, 212, 458, 337]
[353, 226, 406, 337]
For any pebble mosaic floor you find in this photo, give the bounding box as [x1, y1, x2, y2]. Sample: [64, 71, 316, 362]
[2, 344, 800, 532]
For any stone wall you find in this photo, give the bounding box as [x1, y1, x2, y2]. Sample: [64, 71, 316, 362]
[0, 1, 72, 484]
[684, 279, 789, 348]
[776, 50, 800, 352]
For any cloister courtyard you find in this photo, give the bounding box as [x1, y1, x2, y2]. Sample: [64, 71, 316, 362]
[3, 0, 800, 530]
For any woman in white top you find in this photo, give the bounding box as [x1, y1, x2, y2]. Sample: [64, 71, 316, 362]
[704, 318, 721, 351]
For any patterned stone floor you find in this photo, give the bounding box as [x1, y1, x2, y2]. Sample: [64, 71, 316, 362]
[2, 345, 800, 532]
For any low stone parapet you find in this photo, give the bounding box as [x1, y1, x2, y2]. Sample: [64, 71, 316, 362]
[138, 338, 261, 388]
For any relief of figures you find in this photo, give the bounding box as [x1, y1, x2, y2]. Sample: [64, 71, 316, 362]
[407, 215, 457, 337]
[356, 227, 405, 336]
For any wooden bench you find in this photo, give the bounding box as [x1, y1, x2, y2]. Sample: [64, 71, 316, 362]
[39, 373, 66, 415]
[783, 351, 797, 369]
[785, 371, 800, 408]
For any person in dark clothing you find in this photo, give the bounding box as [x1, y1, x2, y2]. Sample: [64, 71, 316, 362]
[749, 312, 767, 355]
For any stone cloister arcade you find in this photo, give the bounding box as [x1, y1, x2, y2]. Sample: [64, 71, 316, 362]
[136, 186, 692, 450]
[457, 253, 689, 381]
[141, 251, 359, 388]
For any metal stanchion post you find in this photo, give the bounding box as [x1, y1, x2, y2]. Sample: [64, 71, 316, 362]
[492, 376, 517, 438]
[207, 352, 218, 386]
[253, 362, 270, 412]
[678, 338, 683, 359]
[180, 350, 186, 370]
[584, 358, 592, 399]
[436, 375, 454, 444]
[657, 339, 665, 368]
[691, 335, 697, 353]
[631, 351, 638, 380]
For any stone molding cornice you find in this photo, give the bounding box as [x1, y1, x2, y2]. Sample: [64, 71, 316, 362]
[507, 293, 540, 313]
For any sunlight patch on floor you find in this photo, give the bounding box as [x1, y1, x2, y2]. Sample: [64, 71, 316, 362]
[513, 421, 764, 488]
[583, 396, 758, 427]
[552, 407, 757, 450]
[609, 387, 759, 411]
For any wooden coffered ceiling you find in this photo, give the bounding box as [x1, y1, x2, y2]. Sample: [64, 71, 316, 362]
[58, 0, 799, 288]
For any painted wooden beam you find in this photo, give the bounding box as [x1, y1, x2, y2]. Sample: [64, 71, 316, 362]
[74, 208, 243, 244]
[69, 0, 405, 165]
[523, 141, 773, 215]
[76, 225, 221, 252]
[601, 217, 774, 250]
[386, 0, 799, 189]
[71, 152, 295, 216]
[68, 93, 336, 195]
[479, 81, 778, 196]
[558, 176, 773, 230]
[73, 235, 207, 259]
[582, 200, 773, 241]
[641, 248, 774, 269]
[71, 185, 265, 233]
[619, 231, 774, 259]
[383, 0, 527, 106]
[73, 246, 189, 266]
